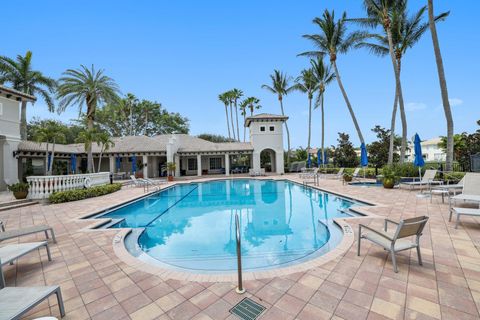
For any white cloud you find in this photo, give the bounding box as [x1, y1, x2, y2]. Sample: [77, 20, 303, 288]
[405, 102, 427, 111]
[449, 98, 463, 107]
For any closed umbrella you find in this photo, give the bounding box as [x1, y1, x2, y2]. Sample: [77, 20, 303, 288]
[413, 133, 425, 181]
[70, 154, 77, 174]
[360, 143, 368, 178]
[307, 153, 312, 168]
[317, 149, 322, 166]
[47, 153, 51, 173]
[324, 150, 328, 165]
[116, 156, 121, 172]
[131, 155, 137, 174]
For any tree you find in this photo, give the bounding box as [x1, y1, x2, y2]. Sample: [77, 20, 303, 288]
[28, 117, 84, 144]
[96, 132, 115, 173]
[438, 134, 465, 162]
[32, 120, 67, 175]
[231, 88, 243, 142]
[93, 95, 189, 136]
[239, 100, 248, 142]
[332, 132, 359, 167]
[226, 91, 237, 140]
[0, 51, 56, 140]
[455, 121, 480, 171]
[218, 92, 232, 139]
[301, 10, 367, 145]
[310, 58, 335, 166]
[355, 1, 447, 165]
[75, 129, 98, 172]
[428, 0, 454, 171]
[57, 65, 120, 172]
[294, 68, 318, 152]
[197, 133, 236, 143]
[262, 70, 295, 163]
[239, 96, 261, 142]
[367, 125, 401, 168]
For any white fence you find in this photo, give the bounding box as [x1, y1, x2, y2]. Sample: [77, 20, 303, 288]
[26, 172, 110, 200]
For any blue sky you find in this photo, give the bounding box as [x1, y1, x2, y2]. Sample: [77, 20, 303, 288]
[2, 0, 479, 148]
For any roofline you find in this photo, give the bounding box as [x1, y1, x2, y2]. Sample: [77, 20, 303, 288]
[245, 115, 288, 127]
[0, 85, 37, 102]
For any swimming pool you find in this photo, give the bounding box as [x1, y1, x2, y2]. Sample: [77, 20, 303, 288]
[97, 179, 366, 272]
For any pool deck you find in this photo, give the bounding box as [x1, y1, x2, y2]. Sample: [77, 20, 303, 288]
[1, 174, 480, 319]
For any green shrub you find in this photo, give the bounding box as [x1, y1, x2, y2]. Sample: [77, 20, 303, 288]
[49, 183, 122, 204]
[7, 182, 29, 192]
[443, 171, 465, 183]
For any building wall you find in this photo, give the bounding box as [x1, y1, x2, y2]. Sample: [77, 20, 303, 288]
[0, 96, 21, 190]
[0, 96, 21, 140]
[249, 121, 285, 174]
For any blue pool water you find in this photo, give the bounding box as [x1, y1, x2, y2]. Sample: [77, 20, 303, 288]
[98, 179, 365, 272]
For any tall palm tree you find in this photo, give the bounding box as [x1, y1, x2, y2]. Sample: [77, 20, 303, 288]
[356, 1, 448, 164]
[246, 96, 261, 116]
[218, 92, 232, 139]
[301, 10, 367, 145]
[76, 129, 98, 172]
[0, 51, 56, 140]
[231, 88, 244, 142]
[57, 65, 120, 172]
[226, 91, 237, 141]
[239, 96, 262, 142]
[428, 0, 454, 171]
[262, 70, 295, 163]
[33, 120, 66, 175]
[350, 0, 408, 162]
[96, 132, 115, 172]
[294, 68, 318, 151]
[239, 99, 248, 142]
[310, 58, 336, 166]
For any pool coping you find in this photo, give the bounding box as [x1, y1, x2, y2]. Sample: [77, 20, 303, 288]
[80, 175, 385, 281]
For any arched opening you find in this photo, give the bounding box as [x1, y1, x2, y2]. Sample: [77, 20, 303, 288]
[260, 148, 276, 173]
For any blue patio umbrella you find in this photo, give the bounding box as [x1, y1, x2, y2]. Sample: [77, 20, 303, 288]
[70, 154, 77, 173]
[131, 155, 137, 173]
[413, 133, 425, 180]
[47, 152, 51, 171]
[360, 143, 368, 178]
[116, 156, 121, 171]
[324, 150, 328, 164]
[317, 149, 322, 166]
[307, 153, 312, 168]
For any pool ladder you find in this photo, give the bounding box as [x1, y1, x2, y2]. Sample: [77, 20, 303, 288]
[235, 213, 245, 294]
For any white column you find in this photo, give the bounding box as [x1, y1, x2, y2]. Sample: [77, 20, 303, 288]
[175, 154, 181, 177]
[276, 149, 285, 174]
[253, 152, 261, 171]
[225, 153, 230, 176]
[197, 154, 202, 176]
[143, 155, 149, 178]
[109, 156, 115, 173]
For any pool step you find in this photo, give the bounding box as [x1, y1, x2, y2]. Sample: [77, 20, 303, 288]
[97, 218, 125, 229]
[0, 199, 38, 212]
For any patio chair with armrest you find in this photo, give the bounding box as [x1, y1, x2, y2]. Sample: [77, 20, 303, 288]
[0, 222, 56, 243]
[449, 173, 480, 228]
[357, 216, 429, 273]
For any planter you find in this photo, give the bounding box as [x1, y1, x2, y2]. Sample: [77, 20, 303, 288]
[383, 178, 395, 189]
[343, 175, 353, 182]
[168, 175, 174, 182]
[13, 191, 28, 199]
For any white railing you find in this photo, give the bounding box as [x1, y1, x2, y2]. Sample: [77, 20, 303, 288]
[26, 172, 110, 200]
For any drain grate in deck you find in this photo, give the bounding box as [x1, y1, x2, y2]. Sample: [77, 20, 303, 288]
[230, 297, 266, 320]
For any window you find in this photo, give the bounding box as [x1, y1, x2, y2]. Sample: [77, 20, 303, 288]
[187, 158, 197, 171]
[209, 157, 222, 170]
[269, 126, 274, 132]
[260, 126, 265, 132]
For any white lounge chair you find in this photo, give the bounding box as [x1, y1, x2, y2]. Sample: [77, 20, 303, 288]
[358, 216, 429, 273]
[143, 178, 167, 185]
[0, 242, 52, 287]
[326, 167, 344, 180]
[430, 174, 465, 203]
[130, 175, 147, 187]
[0, 222, 56, 243]
[352, 168, 361, 180]
[449, 173, 480, 228]
[400, 169, 442, 190]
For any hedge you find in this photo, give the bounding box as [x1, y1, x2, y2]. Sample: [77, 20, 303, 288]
[49, 183, 122, 204]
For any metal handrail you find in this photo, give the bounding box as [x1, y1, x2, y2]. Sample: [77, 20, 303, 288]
[235, 213, 245, 294]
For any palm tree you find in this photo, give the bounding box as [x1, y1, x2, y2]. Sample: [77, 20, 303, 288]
[246, 96, 261, 116]
[262, 70, 295, 163]
[76, 129, 98, 172]
[33, 120, 66, 175]
[57, 65, 120, 172]
[294, 68, 318, 151]
[301, 10, 367, 145]
[239, 99, 248, 142]
[218, 92, 232, 139]
[310, 58, 336, 166]
[0, 51, 56, 140]
[428, 0, 454, 171]
[226, 91, 237, 141]
[96, 132, 115, 172]
[231, 88, 244, 142]
[355, 1, 448, 164]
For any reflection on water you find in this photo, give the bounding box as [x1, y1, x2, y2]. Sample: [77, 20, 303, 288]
[100, 179, 362, 271]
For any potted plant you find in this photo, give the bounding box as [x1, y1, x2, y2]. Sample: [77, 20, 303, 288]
[381, 165, 398, 189]
[166, 162, 176, 181]
[343, 173, 353, 182]
[7, 182, 30, 199]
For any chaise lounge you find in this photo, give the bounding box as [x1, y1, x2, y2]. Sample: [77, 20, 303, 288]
[0, 222, 56, 243]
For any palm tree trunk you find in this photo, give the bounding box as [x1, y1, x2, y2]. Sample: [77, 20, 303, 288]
[224, 105, 231, 139]
[279, 98, 291, 164]
[87, 118, 94, 173]
[20, 101, 28, 140]
[331, 60, 364, 144]
[307, 96, 312, 151]
[97, 149, 103, 173]
[321, 93, 325, 167]
[229, 103, 236, 140]
[386, 28, 408, 164]
[243, 114, 246, 142]
[49, 140, 56, 175]
[428, 0, 454, 171]
[388, 92, 399, 165]
[45, 142, 49, 175]
[234, 101, 240, 142]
